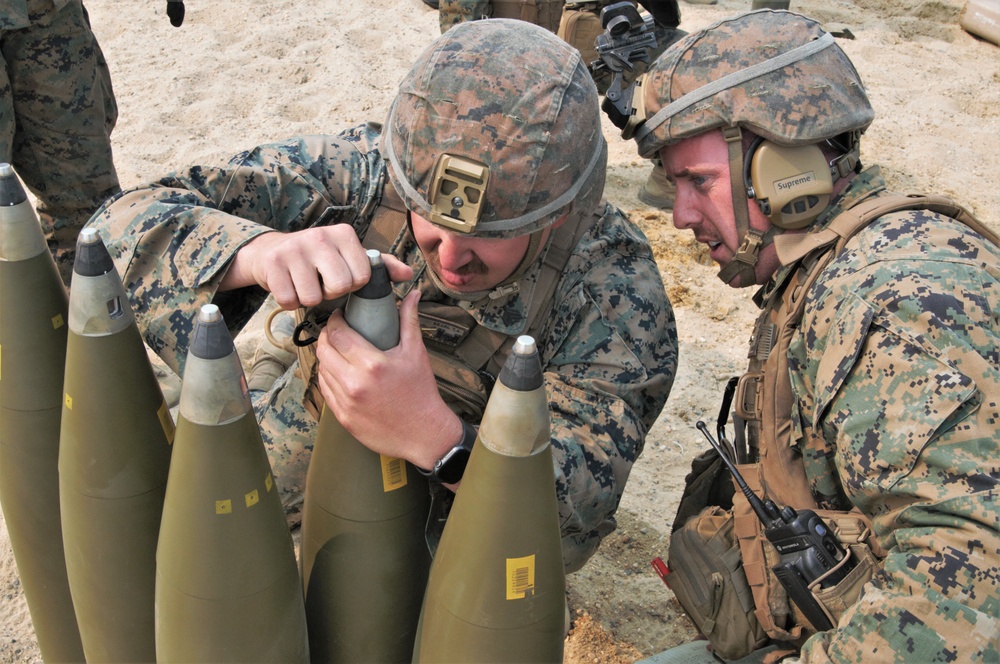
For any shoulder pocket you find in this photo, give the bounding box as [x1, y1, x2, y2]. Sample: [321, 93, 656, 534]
[811, 292, 876, 426]
[812, 293, 979, 491]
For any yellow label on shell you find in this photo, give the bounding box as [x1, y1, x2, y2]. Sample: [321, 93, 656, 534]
[380, 455, 408, 492]
[52, 313, 64, 329]
[245, 489, 259, 508]
[265, 473, 273, 492]
[216, 500, 232, 514]
[157, 402, 175, 444]
[506, 555, 536, 600]
[64, 393, 72, 410]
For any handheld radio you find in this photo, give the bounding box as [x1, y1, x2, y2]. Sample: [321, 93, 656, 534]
[696, 421, 855, 631]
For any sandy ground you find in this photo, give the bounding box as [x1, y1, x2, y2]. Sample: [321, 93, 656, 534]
[2, 0, 998, 661]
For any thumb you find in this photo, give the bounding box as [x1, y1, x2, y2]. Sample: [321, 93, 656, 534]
[398, 289, 423, 349]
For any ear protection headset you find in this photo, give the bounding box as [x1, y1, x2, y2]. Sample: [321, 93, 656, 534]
[743, 137, 834, 230]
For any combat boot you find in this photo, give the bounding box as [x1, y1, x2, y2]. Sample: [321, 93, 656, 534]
[247, 310, 297, 393]
[638, 161, 676, 210]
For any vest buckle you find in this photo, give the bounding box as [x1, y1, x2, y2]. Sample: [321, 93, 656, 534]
[735, 372, 763, 422]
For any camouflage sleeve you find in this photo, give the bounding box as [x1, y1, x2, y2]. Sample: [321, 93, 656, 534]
[541, 208, 678, 572]
[787, 211, 1000, 662]
[86, 129, 382, 375]
[438, 0, 490, 33]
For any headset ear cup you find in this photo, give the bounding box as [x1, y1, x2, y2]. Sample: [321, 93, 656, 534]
[747, 141, 833, 230]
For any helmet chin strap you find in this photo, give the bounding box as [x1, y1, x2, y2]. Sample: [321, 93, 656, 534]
[424, 225, 549, 305]
[715, 126, 778, 288]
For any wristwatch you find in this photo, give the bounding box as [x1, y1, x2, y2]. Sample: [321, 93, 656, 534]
[418, 420, 477, 484]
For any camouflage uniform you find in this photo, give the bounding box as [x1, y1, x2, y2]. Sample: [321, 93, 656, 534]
[439, 0, 566, 34]
[86, 124, 679, 572]
[632, 10, 1000, 661]
[0, 0, 120, 284]
[776, 168, 1000, 662]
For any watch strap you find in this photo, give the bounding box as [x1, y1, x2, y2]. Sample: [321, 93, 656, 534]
[418, 419, 477, 484]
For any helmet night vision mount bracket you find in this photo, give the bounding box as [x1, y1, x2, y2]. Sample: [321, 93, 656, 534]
[428, 154, 490, 234]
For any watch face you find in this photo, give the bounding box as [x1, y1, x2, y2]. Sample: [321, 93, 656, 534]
[437, 446, 472, 485]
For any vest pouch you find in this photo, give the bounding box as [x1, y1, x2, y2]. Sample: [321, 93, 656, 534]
[666, 506, 769, 661]
[558, 6, 611, 94]
[671, 448, 735, 534]
[734, 500, 885, 642]
[426, 349, 490, 423]
[807, 543, 878, 628]
[557, 6, 603, 64]
[492, 0, 565, 33]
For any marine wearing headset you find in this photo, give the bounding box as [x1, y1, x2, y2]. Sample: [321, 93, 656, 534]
[620, 9, 1000, 663]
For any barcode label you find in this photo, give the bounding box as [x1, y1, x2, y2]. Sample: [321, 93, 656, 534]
[381, 455, 408, 492]
[157, 402, 175, 444]
[506, 555, 536, 600]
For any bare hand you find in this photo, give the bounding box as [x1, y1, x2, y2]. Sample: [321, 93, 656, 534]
[315, 290, 463, 469]
[220, 226, 413, 309]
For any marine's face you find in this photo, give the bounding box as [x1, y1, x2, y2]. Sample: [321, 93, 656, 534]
[660, 130, 779, 288]
[410, 213, 535, 293]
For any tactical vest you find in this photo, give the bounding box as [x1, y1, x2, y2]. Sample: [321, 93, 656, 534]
[559, 0, 636, 62]
[439, 0, 565, 34]
[730, 192, 999, 647]
[292, 174, 594, 426]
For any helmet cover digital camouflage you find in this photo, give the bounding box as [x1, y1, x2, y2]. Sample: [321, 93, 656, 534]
[634, 10, 875, 159]
[381, 19, 607, 239]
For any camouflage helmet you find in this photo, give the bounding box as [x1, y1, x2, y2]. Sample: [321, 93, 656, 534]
[634, 10, 874, 159]
[380, 19, 607, 239]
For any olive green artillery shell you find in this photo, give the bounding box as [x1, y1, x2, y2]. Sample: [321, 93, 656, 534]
[156, 336, 308, 663]
[157, 410, 308, 663]
[0, 191, 84, 663]
[301, 412, 431, 663]
[413, 444, 565, 662]
[58, 270, 174, 663]
[300, 260, 432, 663]
[413, 377, 564, 662]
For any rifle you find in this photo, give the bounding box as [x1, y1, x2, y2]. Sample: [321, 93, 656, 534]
[591, 1, 684, 138]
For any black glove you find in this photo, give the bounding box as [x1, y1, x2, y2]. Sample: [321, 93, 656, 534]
[166, 0, 185, 27]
